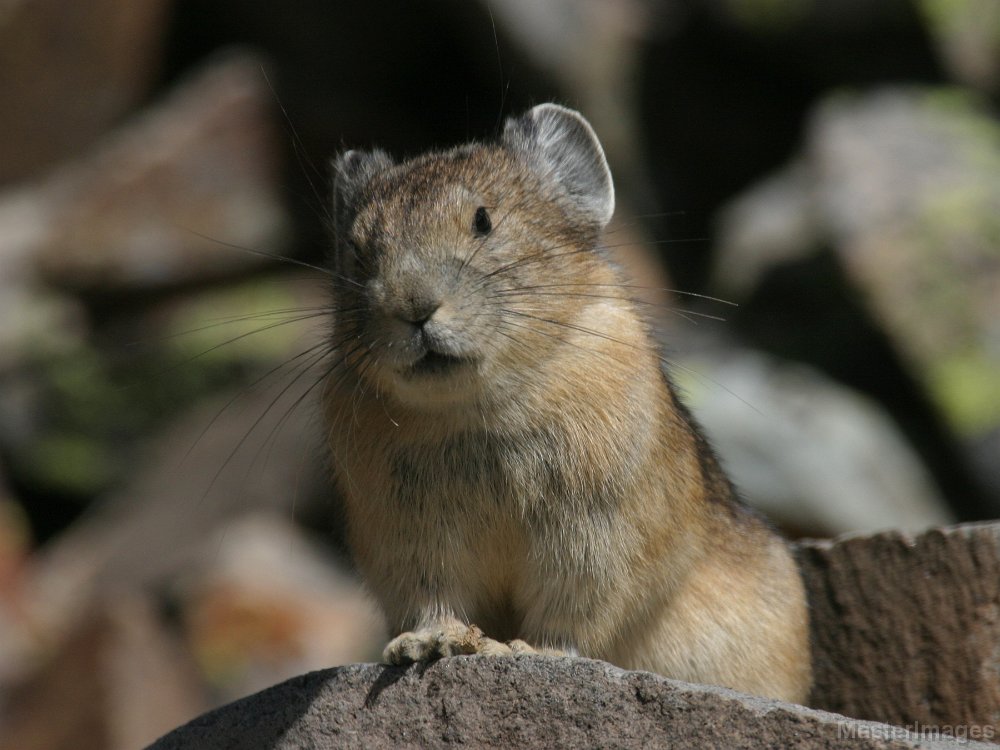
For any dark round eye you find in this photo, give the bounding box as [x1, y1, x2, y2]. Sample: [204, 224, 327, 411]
[473, 206, 492, 236]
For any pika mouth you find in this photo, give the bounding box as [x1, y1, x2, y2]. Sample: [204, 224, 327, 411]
[407, 350, 472, 377]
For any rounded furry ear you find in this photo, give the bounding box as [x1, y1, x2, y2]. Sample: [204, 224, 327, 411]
[332, 148, 393, 214]
[503, 104, 615, 228]
[329, 149, 393, 272]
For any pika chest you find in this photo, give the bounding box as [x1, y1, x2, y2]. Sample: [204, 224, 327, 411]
[388, 428, 569, 516]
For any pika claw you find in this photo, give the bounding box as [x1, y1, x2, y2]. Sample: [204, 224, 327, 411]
[383, 623, 540, 663]
[382, 631, 432, 665]
[382, 623, 484, 664]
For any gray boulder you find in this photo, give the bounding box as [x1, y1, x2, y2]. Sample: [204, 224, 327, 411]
[149, 521, 1000, 749]
[148, 657, 990, 750]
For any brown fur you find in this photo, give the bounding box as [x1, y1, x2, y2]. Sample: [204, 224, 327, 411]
[323, 105, 811, 702]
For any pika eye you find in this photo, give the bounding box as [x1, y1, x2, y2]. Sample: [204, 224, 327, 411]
[473, 206, 492, 237]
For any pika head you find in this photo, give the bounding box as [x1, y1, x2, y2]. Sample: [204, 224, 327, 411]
[329, 104, 616, 409]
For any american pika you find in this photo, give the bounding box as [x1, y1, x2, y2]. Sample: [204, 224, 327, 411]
[325, 103, 811, 702]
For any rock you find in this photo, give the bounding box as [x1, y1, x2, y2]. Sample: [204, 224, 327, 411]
[147, 521, 1000, 748]
[638, 0, 944, 289]
[21, 51, 289, 291]
[713, 161, 820, 298]
[0, 467, 35, 686]
[177, 513, 385, 703]
[0, 0, 170, 186]
[814, 90, 1000, 437]
[922, 0, 1000, 96]
[157, 273, 331, 367]
[0, 595, 207, 750]
[0, 283, 85, 371]
[716, 88, 1000, 439]
[0, 191, 87, 370]
[682, 348, 952, 536]
[146, 657, 992, 749]
[798, 522, 1000, 736]
[1, 271, 360, 692]
[21, 373, 328, 649]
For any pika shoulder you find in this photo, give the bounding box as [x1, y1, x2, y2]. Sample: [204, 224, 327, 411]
[324, 103, 811, 703]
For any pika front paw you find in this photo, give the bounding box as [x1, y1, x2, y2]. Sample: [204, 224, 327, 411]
[382, 623, 517, 664]
[380, 631, 437, 664]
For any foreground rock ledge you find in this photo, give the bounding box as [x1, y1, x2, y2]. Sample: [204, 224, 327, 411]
[147, 657, 989, 749]
[797, 522, 1000, 731]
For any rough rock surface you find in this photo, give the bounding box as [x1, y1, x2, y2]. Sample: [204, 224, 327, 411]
[799, 522, 1000, 736]
[147, 522, 1000, 749]
[147, 657, 991, 749]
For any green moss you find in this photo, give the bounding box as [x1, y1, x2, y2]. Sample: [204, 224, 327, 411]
[10, 275, 324, 501]
[725, 0, 809, 32]
[928, 351, 1000, 434]
[895, 89, 1000, 434]
[167, 279, 317, 365]
[20, 432, 117, 496]
[926, 93, 1000, 168]
[919, 0, 1000, 51]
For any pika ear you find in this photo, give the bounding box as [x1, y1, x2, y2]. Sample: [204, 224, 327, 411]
[503, 103, 615, 228]
[332, 148, 393, 213]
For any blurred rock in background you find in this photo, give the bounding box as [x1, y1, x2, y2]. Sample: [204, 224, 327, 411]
[714, 87, 1000, 521]
[0, 0, 171, 186]
[0, 596, 206, 750]
[32, 52, 289, 292]
[681, 348, 952, 537]
[0, 0, 998, 746]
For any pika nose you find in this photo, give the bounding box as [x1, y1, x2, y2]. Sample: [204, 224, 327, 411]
[397, 297, 441, 328]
